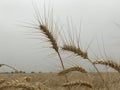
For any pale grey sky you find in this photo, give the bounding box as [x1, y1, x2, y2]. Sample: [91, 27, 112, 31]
[0, 0, 120, 72]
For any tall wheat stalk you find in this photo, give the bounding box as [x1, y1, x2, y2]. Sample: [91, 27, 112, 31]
[26, 4, 71, 90]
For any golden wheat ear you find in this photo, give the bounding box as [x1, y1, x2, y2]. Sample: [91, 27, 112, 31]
[62, 80, 93, 89]
[62, 45, 88, 59]
[60, 19, 89, 59]
[39, 24, 59, 53]
[93, 60, 120, 72]
[58, 66, 87, 75]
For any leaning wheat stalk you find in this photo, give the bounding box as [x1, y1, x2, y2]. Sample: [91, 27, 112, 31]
[38, 22, 71, 90]
[26, 5, 71, 90]
[93, 60, 120, 72]
[0, 64, 18, 72]
[32, 4, 66, 73]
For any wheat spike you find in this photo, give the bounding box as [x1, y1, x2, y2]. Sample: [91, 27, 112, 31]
[62, 80, 93, 88]
[39, 25, 59, 52]
[93, 60, 120, 72]
[58, 66, 87, 75]
[62, 45, 88, 59]
[30, 3, 67, 71]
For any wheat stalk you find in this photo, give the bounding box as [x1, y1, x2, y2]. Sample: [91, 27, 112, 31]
[30, 4, 71, 90]
[30, 2, 67, 72]
[93, 60, 120, 72]
[58, 66, 87, 75]
[38, 19, 71, 90]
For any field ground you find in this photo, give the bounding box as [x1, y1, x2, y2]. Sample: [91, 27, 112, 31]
[0, 72, 119, 90]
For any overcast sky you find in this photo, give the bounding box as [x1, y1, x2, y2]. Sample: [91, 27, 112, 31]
[0, 0, 120, 72]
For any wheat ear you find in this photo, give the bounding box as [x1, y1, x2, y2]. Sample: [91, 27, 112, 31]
[62, 45, 88, 59]
[31, 4, 66, 71]
[58, 66, 87, 75]
[62, 80, 93, 89]
[93, 60, 120, 72]
[39, 25, 65, 69]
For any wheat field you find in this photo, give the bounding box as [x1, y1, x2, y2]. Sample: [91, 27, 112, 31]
[0, 1, 120, 90]
[0, 72, 119, 90]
